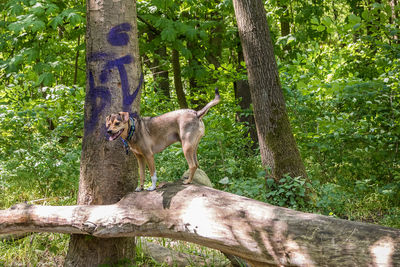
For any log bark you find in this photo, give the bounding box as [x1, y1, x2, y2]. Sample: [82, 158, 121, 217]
[1, 183, 399, 267]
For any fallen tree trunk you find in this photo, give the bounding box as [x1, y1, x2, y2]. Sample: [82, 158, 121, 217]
[0, 182, 399, 266]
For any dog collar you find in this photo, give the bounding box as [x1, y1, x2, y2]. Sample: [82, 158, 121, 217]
[120, 117, 135, 155]
[127, 117, 135, 141]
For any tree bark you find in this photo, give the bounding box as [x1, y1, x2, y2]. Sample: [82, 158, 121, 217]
[232, 0, 307, 182]
[143, 32, 170, 99]
[389, 0, 399, 42]
[73, 34, 80, 85]
[65, 0, 142, 265]
[172, 49, 188, 109]
[279, 1, 290, 37]
[234, 44, 259, 149]
[153, 46, 170, 98]
[1, 183, 400, 267]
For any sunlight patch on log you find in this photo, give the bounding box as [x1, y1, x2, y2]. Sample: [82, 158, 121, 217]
[180, 197, 220, 239]
[34, 206, 75, 222]
[370, 237, 394, 267]
[86, 205, 121, 224]
[284, 239, 315, 267]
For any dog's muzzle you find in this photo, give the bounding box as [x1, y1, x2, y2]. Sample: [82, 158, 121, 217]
[108, 129, 123, 141]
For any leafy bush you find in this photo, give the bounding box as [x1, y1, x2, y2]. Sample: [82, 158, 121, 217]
[265, 175, 312, 210]
[0, 84, 83, 203]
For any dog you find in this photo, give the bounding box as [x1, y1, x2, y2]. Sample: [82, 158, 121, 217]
[106, 88, 220, 191]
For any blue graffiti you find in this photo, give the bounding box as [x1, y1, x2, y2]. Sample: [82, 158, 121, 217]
[107, 23, 132, 46]
[85, 23, 143, 133]
[100, 55, 133, 83]
[123, 72, 143, 112]
[85, 71, 111, 132]
[88, 52, 115, 62]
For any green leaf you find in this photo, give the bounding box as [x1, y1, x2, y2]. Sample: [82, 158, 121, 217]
[287, 36, 296, 44]
[180, 47, 192, 59]
[266, 178, 275, 187]
[348, 14, 361, 24]
[316, 25, 326, 32]
[31, 3, 45, 16]
[10, 3, 24, 15]
[321, 17, 333, 27]
[24, 48, 39, 61]
[32, 20, 45, 32]
[45, 4, 60, 15]
[67, 12, 82, 26]
[311, 17, 319, 25]
[49, 16, 63, 29]
[8, 21, 24, 33]
[361, 10, 371, 20]
[257, 170, 266, 177]
[218, 177, 230, 185]
[353, 23, 361, 31]
[185, 27, 197, 41]
[161, 26, 176, 42]
[38, 72, 55, 86]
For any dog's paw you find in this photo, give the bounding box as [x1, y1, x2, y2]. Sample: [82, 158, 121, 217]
[183, 179, 192, 185]
[146, 185, 156, 191]
[135, 186, 143, 192]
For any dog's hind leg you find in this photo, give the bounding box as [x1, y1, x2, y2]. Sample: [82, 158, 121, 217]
[145, 155, 157, 191]
[182, 142, 198, 185]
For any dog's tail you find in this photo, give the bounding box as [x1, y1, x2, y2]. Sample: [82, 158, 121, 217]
[196, 88, 221, 119]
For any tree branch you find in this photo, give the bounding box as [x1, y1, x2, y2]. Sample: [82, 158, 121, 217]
[137, 15, 161, 35]
[0, 182, 399, 266]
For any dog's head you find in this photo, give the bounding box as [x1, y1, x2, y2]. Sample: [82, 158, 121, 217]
[105, 112, 130, 141]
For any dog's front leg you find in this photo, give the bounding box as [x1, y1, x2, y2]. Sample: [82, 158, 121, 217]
[145, 155, 157, 191]
[135, 155, 146, 192]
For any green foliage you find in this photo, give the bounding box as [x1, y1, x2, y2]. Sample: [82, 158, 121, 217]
[1, 0, 86, 87]
[0, 233, 69, 266]
[277, 0, 400, 227]
[221, 176, 266, 202]
[265, 175, 312, 210]
[0, 84, 84, 203]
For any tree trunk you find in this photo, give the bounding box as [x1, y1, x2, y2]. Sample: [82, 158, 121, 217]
[2, 183, 400, 267]
[234, 45, 259, 149]
[73, 34, 80, 85]
[206, 21, 223, 69]
[389, 0, 399, 42]
[278, 0, 291, 52]
[65, 0, 142, 265]
[279, 1, 290, 37]
[143, 32, 170, 99]
[232, 0, 307, 182]
[187, 41, 207, 109]
[154, 46, 170, 98]
[172, 49, 188, 108]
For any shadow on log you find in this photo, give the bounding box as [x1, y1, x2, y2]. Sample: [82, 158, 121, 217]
[0, 182, 399, 266]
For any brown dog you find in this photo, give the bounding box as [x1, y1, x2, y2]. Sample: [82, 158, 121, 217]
[106, 89, 220, 191]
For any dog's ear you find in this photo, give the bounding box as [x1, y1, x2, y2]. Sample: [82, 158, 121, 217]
[118, 112, 130, 122]
[105, 115, 111, 126]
